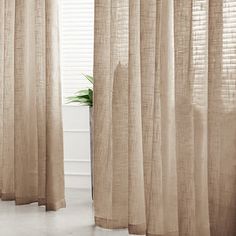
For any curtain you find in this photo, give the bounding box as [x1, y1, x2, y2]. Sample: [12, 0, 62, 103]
[93, 0, 236, 235]
[0, 0, 65, 211]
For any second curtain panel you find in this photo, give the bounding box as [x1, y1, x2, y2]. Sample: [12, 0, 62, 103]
[93, 0, 236, 235]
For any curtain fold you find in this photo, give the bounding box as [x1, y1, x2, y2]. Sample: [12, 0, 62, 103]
[93, 0, 236, 235]
[0, 0, 65, 211]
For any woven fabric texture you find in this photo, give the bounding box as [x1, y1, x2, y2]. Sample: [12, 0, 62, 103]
[93, 0, 236, 235]
[0, 0, 65, 211]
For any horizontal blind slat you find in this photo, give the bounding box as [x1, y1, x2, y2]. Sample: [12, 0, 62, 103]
[60, 0, 94, 102]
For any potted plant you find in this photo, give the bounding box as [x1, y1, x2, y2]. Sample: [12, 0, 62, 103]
[67, 74, 94, 198]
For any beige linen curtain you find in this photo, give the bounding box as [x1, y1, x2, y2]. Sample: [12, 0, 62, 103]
[93, 0, 236, 235]
[0, 0, 65, 211]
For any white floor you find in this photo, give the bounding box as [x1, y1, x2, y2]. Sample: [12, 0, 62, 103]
[0, 189, 128, 236]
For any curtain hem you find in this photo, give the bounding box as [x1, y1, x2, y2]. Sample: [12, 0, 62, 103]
[146, 232, 179, 236]
[15, 197, 38, 205]
[95, 216, 128, 229]
[46, 198, 66, 211]
[95, 217, 147, 235]
[0, 195, 65, 211]
[128, 223, 146, 235]
[38, 198, 46, 206]
[0, 192, 15, 201]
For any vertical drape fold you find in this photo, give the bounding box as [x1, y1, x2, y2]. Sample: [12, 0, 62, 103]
[128, 0, 146, 234]
[94, 0, 236, 235]
[208, 0, 236, 235]
[0, 0, 65, 211]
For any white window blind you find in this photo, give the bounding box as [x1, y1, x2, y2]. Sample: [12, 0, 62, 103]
[222, 0, 236, 110]
[192, 0, 208, 107]
[192, 0, 236, 110]
[60, 0, 94, 101]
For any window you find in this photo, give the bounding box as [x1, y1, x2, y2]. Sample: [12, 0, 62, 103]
[60, 0, 94, 102]
[222, 0, 236, 110]
[192, 0, 236, 111]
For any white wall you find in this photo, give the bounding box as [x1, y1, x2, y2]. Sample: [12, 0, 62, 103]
[63, 105, 91, 189]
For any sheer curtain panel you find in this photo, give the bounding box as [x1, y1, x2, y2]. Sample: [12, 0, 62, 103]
[0, 0, 65, 210]
[93, 0, 236, 235]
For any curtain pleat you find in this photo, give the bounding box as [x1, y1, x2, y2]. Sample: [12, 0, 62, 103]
[208, 0, 236, 235]
[0, 0, 3, 201]
[35, 0, 47, 205]
[0, 0, 65, 211]
[14, 0, 38, 205]
[1, 0, 15, 200]
[94, 0, 236, 235]
[128, 0, 146, 234]
[174, 0, 200, 235]
[45, 0, 65, 211]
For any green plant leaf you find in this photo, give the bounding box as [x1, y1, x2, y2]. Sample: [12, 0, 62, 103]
[82, 74, 94, 84]
[76, 89, 90, 96]
[66, 74, 93, 107]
